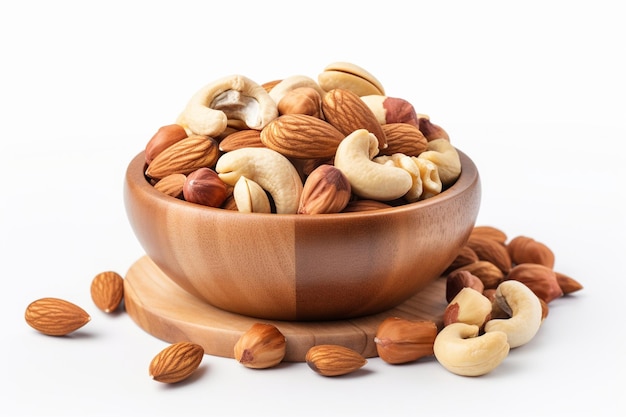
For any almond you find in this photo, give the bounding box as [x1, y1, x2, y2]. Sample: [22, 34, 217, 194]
[506, 263, 563, 303]
[321, 88, 387, 150]
[25, 297, 91, 336]
[149, 341, 204, 383]
[260, 114, 344, 159]
[507, 236, 555, 268]
[555, 271, 583, 295]
[470, 225, 508, 244]
[233, 323, 286, 369]
[465, 235, 512, 274]
[374, 317, 437, 364]
[378, 123, 428, 157]
[154, 173, 186, 198]
[341, 199, 393, 212]
[444, 245, 479, 274]
[218, 129, 264, 152]
[145, 135, 220, 180]
[305, 345, 367, 376]
[90, 271, 124, 313]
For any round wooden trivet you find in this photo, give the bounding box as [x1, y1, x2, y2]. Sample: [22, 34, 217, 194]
[124, 255, 447, 362]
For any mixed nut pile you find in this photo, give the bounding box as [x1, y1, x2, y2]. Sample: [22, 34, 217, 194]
[143, 61, 461, 214]
[24, 62, 583, 381]
[25, 225, 583, 380]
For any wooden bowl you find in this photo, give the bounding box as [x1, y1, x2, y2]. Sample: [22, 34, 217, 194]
[124, 150, 481, 321]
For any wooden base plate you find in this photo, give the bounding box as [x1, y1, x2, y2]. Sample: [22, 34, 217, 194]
[124, 256, 448, 362]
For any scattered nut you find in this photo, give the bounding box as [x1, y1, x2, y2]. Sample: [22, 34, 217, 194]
[465, 235, 512, 274]
[506, 263, 563, 304]
[555, 271, 584, 295]
[374, 317, 438, 364]
[443, 287, 492, 328]
[484, 280, 543, 348]
[90, 271, 124, 313]
[25, 297, 91, 336]
[305, 344, 367, 376]
[507, 235, 555, 269]
[446, 270, 485, 302]
[233, 323, 286, 369]
[433, 322, 510, 377]
[149, 341, 204, 383]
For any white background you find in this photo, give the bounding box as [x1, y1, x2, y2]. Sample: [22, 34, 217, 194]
[1, 1, 624, 416]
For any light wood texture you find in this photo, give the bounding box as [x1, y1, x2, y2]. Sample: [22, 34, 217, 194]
[124, 150, 480, 321]
[124, 256, 448, 362]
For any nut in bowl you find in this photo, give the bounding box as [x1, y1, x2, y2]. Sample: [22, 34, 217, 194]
[124, 63, 482, 321]
[124, 149, 480, 321]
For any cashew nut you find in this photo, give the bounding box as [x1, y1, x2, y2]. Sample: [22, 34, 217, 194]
[373, 153, 422, 202]
[176, 75, 278, 137]
[267, 75, 326, 106]
[417, 139, 461, 187]
[233, 176, 271, 213]
[412, 157, 442, 199]
[334, 129, 412, 201]
[216, 147, 303, 214]
[433, 322, 510, 377]
[484, 280, 543, 348]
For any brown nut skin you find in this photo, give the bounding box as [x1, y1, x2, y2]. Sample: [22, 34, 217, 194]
[378, 123, 428, 157]
[374, 317, 438, 364]
[321, 88, 388, 151]
[507, 236, 555, 269]
[505, 263, 563, 303]
[183, 167, 228, 208]
[341, 199, 393, 212]
[298, 164, 351, 214]
[277, 87, 323, 119]
[417, 116, 450, 141]
[145, 124, 188, 164]
[90, 271, 124, 313]
[450, 260, 504, 289]
[305, 345, 367, 376]
[233, 323, 286, 369]
[465, 235, 512, 274]
[149, 342, 204, 384]
[446, 270, 485, 302]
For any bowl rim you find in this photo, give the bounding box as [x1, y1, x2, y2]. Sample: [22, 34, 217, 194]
[126, 148, 479, 220]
